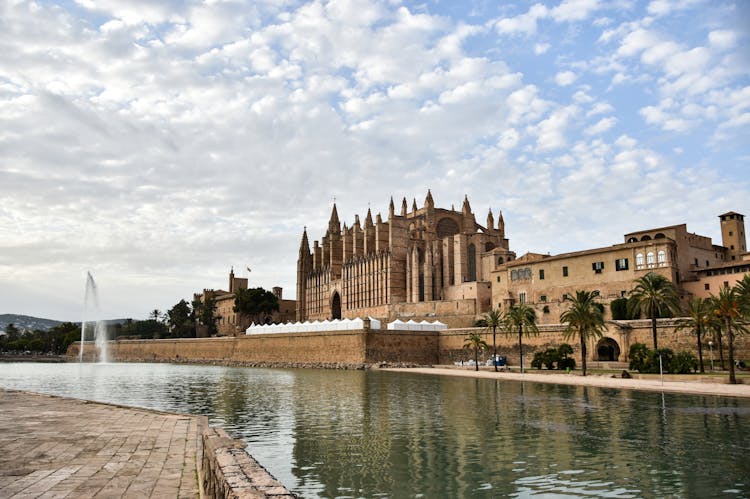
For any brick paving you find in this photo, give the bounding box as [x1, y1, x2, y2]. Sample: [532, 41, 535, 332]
[0, 390, 202, 498]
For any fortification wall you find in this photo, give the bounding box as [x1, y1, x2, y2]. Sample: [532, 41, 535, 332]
[67, 319, 750, 368]
[440, 320, 750, 367]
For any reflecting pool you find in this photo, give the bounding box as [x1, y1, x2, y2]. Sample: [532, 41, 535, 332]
[1, 363, 748, 497]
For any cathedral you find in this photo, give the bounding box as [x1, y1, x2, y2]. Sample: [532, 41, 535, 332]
[296, 191, 516, 326]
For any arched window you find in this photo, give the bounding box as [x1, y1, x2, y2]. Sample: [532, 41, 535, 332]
[498, 256, 504, 265]
[468, 244, 477, 281]
[646, 251, 655, 268]
[657, 250, 666, 266]
[636, 253, 644, 269]
[641, 235, 652, 241]
[627, 237, 638, 243]
[654, 233, 666, 239]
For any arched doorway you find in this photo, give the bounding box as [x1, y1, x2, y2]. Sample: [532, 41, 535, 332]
[331, 292, 341, 320]
[596, 337, 621, 361]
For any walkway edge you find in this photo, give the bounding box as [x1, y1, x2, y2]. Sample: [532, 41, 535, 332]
[381, 367, 750, 398]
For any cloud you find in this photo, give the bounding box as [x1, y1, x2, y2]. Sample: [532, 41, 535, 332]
[585, 116, 617, 135]
[0, 0, 747, 321]
[555, 70, 578, 86]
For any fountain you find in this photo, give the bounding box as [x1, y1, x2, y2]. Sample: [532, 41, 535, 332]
[80, 272, 108, 363]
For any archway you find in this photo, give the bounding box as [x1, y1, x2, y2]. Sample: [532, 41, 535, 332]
[331, 292, 341, 320]
[596, 337, 621, 361]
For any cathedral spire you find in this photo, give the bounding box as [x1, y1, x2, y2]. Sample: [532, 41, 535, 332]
[424, 189, 434, 208]
[389, 196, 395, 219]
[462, 195, 472, 215]
[412, 197, 418, 212]
[487, 208, 494, 231]
[365, 208, 374, 228]
[498, 210, 505, 238]
[401, 197, 408, 216]
[299, 226, 310, 253]
[328, 203, 341, 235]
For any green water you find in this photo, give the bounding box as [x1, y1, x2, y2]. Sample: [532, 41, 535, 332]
[1, 363, 748, 497]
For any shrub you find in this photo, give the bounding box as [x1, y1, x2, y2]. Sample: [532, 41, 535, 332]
[532, 348, 558, 370]
[557, 343, 576, 370]
[629, 343, 652, 372]
[670, 351, 698, 374]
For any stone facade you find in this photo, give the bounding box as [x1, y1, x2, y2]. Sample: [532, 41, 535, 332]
[297, 192, 515, 327]
[194, 268, 296, 336]
[492, 211, 749, 324]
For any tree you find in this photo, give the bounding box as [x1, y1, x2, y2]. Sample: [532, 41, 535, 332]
[483, 309, 503, 372]
[503, 304, 539, 373]
[627, 272, 680, 350]
[560, 290, 607, 376]
[149, 309, 163, 322]
[234, 287, 279, 327]
[196, 295, 219, 336]
[167, 299, 194, 338]
[676, 298, 714, 373]
[710, 285, 748, 384]
[5, 323, 20, 341]
[463, 332, 488, 371]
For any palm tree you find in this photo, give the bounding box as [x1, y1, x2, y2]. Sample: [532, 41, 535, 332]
[736, 274, 750, 306]
[560, 290, 607, 376]
[503, 304, 539, 373]
[464, 332, 489, 371]
[675, 298, 714, 373]
[483, 309, 503, 372]
[711, 285, 748, 384]
[627, 272, 680, 350]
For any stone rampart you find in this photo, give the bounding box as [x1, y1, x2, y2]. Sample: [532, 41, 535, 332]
[67, 319, 750, 368]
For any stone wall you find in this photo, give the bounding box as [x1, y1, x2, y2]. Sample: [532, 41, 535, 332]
[200, 424, 296, 498]
[440, 320, 750, 367]
[68, 319, 750, 368]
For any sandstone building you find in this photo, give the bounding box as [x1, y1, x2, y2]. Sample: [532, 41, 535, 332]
[296, 192, 515, 327]
[492, 211, 748, 325]
[194, 268, 296, 336]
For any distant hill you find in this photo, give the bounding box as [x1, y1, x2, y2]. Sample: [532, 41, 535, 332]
[0, 314, 63, 333]
[0, 314, 132, 333]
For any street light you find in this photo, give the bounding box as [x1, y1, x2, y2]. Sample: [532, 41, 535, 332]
[708, 340, 714, 371]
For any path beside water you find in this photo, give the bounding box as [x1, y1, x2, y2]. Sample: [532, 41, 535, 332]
[0, 389, 202, 498]
[383, 366, 750, 398]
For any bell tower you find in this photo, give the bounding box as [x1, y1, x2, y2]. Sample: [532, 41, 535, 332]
[720, 212, 747, 260]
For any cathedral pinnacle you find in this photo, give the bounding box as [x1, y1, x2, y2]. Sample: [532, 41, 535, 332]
[365, 208, 374, 228]
[401, 197, 408, 216]
[424, 189, 434, 208]
[412, 198, 418, 212]
[328, 203, 341, 235]
[389, 196, 395, 218]
[462, 195, 472, 215]
[299, 226, 310, 253]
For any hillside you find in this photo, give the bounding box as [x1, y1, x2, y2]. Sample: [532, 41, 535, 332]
[0, 314, 63, 333]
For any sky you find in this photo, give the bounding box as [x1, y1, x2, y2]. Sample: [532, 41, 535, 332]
[1, 0, 748, 322]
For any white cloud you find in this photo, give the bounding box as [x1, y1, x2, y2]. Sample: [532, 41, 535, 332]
[555, 70, 578, 86]
[534, 43, 550, 54]
[494, 3, 548, 35]
[585, 116, 617, 135]
[550, 0, 601, 22]
[0, 0, 747, 321]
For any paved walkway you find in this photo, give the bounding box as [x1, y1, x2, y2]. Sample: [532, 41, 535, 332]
[384, 367, 750, 398]
[0, 390, 202, 498]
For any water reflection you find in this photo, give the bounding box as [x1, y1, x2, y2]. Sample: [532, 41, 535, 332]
[1, 363, 748, 498]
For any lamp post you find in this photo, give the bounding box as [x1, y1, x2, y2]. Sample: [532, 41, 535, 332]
[708, 340, 714, 371]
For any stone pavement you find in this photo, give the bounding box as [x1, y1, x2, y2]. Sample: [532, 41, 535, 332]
[0, 389, 202, 498]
